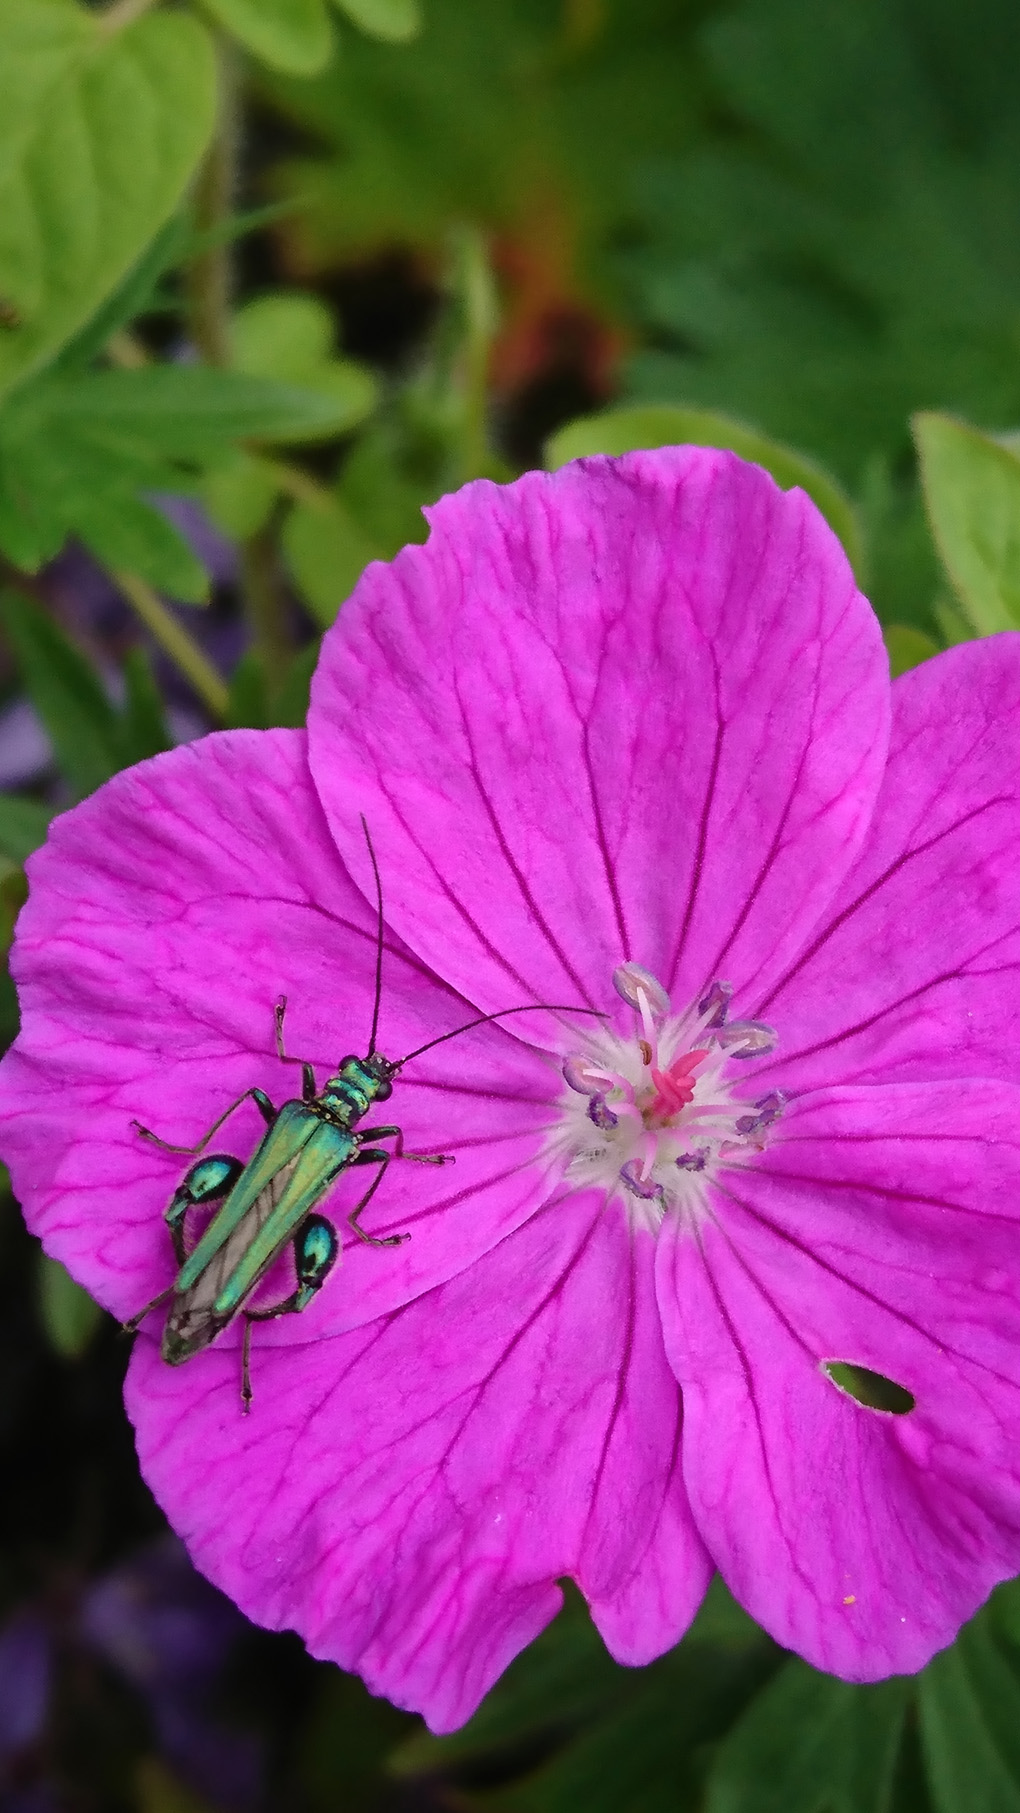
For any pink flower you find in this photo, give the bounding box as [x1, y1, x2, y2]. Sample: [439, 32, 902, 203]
[5, 447, 1020, 1731]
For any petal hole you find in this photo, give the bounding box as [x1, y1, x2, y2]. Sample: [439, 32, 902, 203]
[821, 1360, 915, 1415]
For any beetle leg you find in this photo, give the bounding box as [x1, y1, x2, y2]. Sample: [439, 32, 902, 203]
[358, 1124, 454, 1164]
[122, 1283, 174, 1335]
[165, 1154, 244, 1265]
[273, 996, 319, 1100]
[240, 1214, 340, 1411]
[345, 1149, 412, 1246]
[132, 1086, 277, 1155]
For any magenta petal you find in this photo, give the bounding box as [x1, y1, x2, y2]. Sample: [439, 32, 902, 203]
[0, 730, 563, 1330]
[754, 636, 1020, 1089]
[657, 1081, 1020, 1678]
[309, 450, 889, 1026]
[126, 1192, 711, 1731]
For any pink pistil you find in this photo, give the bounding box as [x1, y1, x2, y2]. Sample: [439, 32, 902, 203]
[648, 1049, 710, 1120]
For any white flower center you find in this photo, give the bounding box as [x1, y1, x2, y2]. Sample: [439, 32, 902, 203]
[547, 964, 784, 1228]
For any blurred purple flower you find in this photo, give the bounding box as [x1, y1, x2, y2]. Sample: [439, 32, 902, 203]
[6, 450, 1020, 1730]
[83, 1535, 262, 1810]
[0, 1613, 50, 1761]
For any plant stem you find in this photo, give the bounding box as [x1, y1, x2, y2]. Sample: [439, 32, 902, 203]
[451, 225, 497, 480]
[98, 0, 160, 32]
[185, 36, 239, 367]
[240, 516, 293, 684]
[115, 573, 229, 721]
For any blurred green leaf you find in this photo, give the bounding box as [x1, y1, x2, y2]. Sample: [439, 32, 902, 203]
[202, 450, 281, 540]
[51, 213, 189, 377]
[118, 647, 172, 765]
[202, 0, 333, 75]
[920, 1592, 1020, 1813]
[282, 495, 381, 626]
[333, 0, 422, 42]
[225, 649, 271, 730]
[884, 624, 940, 678]
[391, 1587, 624, 1779]
[303, 1669, 417, 1811]
[913, 413, 1020, 635]
[0, 365, 363, 598]
[0, 2, 216, 399]
[272, 638, 321, 727]
[29, 365, 369, 454]
[231, 293, 378, 439]
[0, 589, 122, 797]
[706, 1662, 909, 1813]
[0, 795, 52, 866]
[38, 1250, 103, 1360]
[547, 403, 864, 576]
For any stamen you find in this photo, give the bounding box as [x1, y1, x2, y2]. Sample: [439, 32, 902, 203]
[587, 1094, 618, 1131]
[619, 1160, 665, 1204]
[553, 969, 785, 1227]
[714, 1019, 778, 1058]
[613, 965, 671, 1017]
[563, 1055, 612, 1095]
[697, 980, 732, 1026]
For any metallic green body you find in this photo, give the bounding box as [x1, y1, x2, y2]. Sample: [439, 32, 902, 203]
[158, 1055, 400, 1369]
[177, 1103, 355, 1315]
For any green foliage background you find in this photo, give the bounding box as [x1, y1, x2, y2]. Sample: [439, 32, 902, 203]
[2, 0, 1020, 1808]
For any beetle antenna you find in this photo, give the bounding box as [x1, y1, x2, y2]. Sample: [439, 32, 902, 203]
[361, 815, 385, 1056]
[395, 1003, 606, 1068]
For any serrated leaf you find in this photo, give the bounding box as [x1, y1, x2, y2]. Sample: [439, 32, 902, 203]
[706, 1661, 908, 1813]
[202, 0, 333, 74]
[231, 293, 378, 439]
[332, 0, 422, 43]
[67, 492, 209, 604]
[0, 4, 216, 398]
[0, 365, 356, 596]
[202, 451, 280, 540]
[38, 1251, 103, 1359]
[913, 413, 1020, 635]
[0, 795, 52, 866]
[40, 366, 367, 453]
[282, 496, 381, 626]
[0, 590, 121, 798]
[546, 404, 865, 578]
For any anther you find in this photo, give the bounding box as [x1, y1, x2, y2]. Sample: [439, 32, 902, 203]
[587, 1094, 618, 1131]
[613, 965, 671, 1017]
[619, 1160, 666, 1204]
[676, 1151, 707, 1172]
[698, 980, 732, 1026]
[735, 1091, 786, 1136]
[715, 1019, 778, 1058]
[563, 1055, 610, 1096]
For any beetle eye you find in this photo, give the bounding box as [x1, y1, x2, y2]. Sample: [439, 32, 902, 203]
[374, 1079, 392, 1102]
[337, 1055, 358, 1071]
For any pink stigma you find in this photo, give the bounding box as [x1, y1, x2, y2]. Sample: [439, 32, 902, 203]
[648, 1050, 710, 1120]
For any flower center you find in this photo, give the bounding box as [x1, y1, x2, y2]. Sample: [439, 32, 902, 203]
[550, 963, 784, 1226]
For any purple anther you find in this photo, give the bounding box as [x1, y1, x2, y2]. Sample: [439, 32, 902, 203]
[676, 1150, 707, 1172]
[587, 1094, 618, 1131]
[619, 1160, 666, 1204]
[754, 1090, 786, 1125]
[563, 1055, 606, 1096]
[612, 964, 671, 1017]
[735, 1090, 787, 1138]
[698, 980, 733, 1027]
[715, 1019, 778, 1059]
